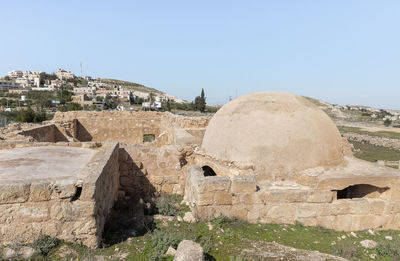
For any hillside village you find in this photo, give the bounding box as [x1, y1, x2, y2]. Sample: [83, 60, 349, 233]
[1, 69, 186, 114]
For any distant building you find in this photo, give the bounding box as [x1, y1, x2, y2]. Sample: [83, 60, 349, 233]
[0, 81, 21, 91]
[56, 69, 75, 80]
[7, 70, 23, 79]
[15, 78, 30, 87]
[142, 101, 162, 111]
[31, 86, 54, 91]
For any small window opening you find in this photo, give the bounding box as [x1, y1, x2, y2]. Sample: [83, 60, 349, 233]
[202, 165, 217, 177]
[143, 134, 155, 143]
[71, 186, 82, 201]
[336, 184, 389, 199]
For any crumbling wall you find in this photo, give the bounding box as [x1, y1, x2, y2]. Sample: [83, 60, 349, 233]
[19, 124, 69, 142]
[48, 111, 210, 145]
[184, 165, 400, 231]
[0, 143, 120, 248]
[118, 144, 195, 196]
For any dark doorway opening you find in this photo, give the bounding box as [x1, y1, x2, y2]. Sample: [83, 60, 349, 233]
[336, 184, 389, 199]
[202, 165, 217, 177]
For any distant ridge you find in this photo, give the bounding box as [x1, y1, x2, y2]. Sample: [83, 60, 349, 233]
[101, 79, 164, 94]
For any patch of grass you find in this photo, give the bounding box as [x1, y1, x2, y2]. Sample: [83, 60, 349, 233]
[148, 229, 182, 260]
[333, 240, 363, 259]
[338, 126, 400, 139]
[351, 141, 400, 162]
[155, 193, 189, 217]
[376, 240, 400, 258]
[31, 235, 60, 256]
[27, 219, 400, 260]
[211, 214, 236, 228]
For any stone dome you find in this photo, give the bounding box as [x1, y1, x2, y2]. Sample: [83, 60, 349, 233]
[201, 92, 345, 178]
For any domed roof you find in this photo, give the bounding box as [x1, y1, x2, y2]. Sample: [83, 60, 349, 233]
[201, 92, 345, 178]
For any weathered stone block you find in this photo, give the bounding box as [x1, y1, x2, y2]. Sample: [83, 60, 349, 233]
[230, 204, 248, 220]
[214, 192, 233, 205]
[52, 182, 77, 199]
[327, 200, 350, 216]
[203, 177, 231, 192]
[197, 193, 214, 206]
[368, 199, 386, 215]
[307, 190, 333, 203]
[29, 183, 52, 202]
[262, 189, 308, 203]
[347, 199, 369, 215]
[267, 204, 296, 223]
[18, 203, 50, 223]
[230, 176, 256, 193]
[0, 184, 30, 204]
[297, 204, 318, 218]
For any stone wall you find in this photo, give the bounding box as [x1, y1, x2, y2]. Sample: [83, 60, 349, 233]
[118, 144, 195, 196]
[184, 166, 400, 231]
[0, 143, 120, 248]
[343, 132, 400, 150]
[19, 124, 70, 142]
[47, 111, 210, 146]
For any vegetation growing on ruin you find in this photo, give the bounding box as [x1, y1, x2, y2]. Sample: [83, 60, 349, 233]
[32, 235, 61, 256]
[155, 193, 190, 217]
[17, 195, 399, 260]
[26, 217, 400, 260]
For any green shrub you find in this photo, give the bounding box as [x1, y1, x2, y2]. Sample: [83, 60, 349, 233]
[31, 235, 60, 256]
[211, 214, 235, 228]
[15, 108, 47, 123]
[333, 241, 362, 259]
[384, 119, 392, 127]
[149, 230, 182, 261]
[155, 194, 182, 216]
[376, 241, 400, 258]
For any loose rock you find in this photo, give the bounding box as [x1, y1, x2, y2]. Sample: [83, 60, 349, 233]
[183, 212, 196, 223]
[360, 240, 378, 249]
[166, 246, 177, 256]
[174, 240, 204, 261]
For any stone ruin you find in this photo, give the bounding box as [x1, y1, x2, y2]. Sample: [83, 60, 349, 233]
[1, 92, 400, 248]
[185, 92, 400, 231]
[0, 111, 210, 248]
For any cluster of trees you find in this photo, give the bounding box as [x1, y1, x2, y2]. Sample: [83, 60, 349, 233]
[15, 108, 48, 123]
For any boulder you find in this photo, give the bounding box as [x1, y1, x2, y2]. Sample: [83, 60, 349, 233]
[360, 240, 378, 249]
[183, 212, 196, 223]
[174, 240, 204, 261]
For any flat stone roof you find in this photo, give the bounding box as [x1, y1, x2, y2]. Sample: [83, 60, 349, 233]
[0, 146, 96, 183]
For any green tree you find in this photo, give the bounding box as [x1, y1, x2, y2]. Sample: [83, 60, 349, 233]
[384, 119, 392, 127]
[193, 88, 206, 112]
[16, 108, 36, 122]
[4, 76, 11, 81]
[163, 101, 171, 111]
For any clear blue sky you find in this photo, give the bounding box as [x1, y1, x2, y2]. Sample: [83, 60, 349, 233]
[1, 1, 399, 108]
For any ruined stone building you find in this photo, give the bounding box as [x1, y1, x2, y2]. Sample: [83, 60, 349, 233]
[1, 92, 400, 248]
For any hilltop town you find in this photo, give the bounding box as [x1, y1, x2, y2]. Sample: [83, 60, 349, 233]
[0, 69, 209, 126]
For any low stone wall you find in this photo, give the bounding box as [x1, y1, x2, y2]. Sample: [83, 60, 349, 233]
[118, 144, 195, 196]
[185, 165, 400, 231]
[343, 132, 400, 150]
[18, 124, 69, 142]
[0, 143, 120, 248]
[47, 111, 211, 146]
